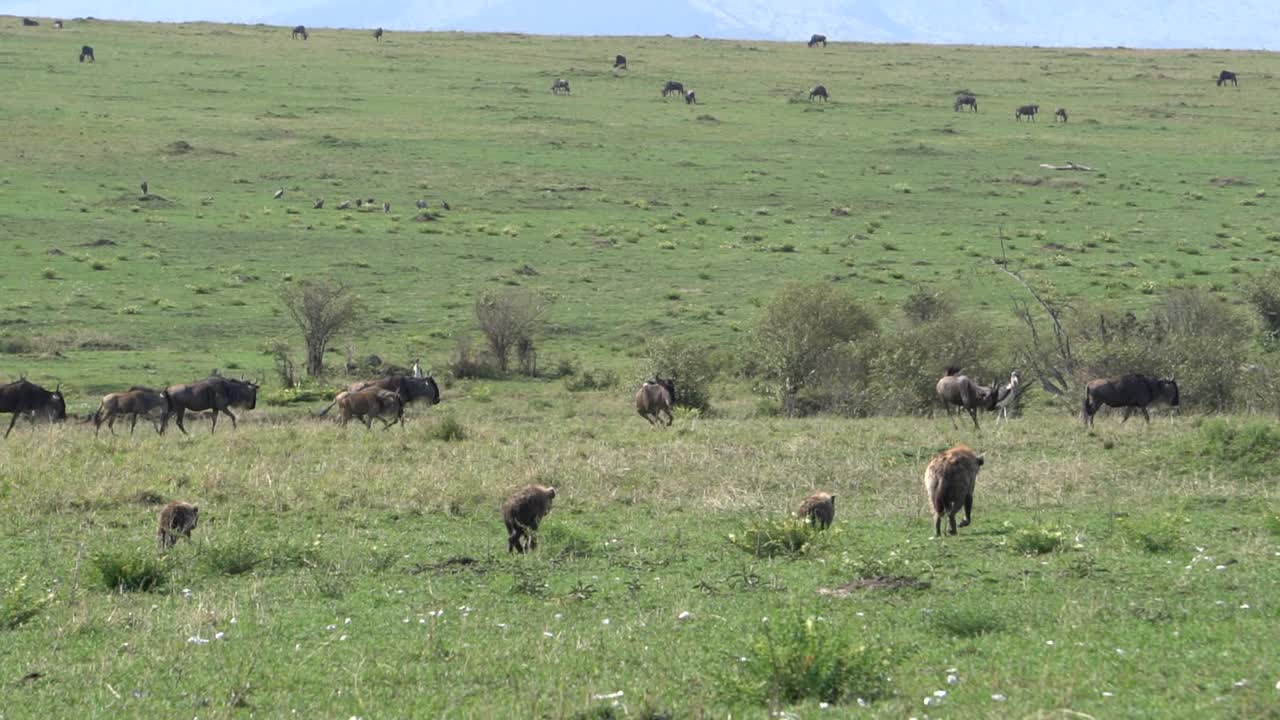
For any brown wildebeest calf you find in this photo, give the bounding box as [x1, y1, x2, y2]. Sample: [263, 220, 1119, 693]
[635, 377, 676, 426]
[936, 368, 999, 430]
[1081, 374, 1179, 427]
[924, 444, 984, 536]
[92, 387, 171, 436]
[334, 388, 404, 429]
[502, 484, 556, 553]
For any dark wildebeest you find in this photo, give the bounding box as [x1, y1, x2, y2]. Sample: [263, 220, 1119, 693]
[292, 25, 308, 40]
[809, 84, 828, 102]
[0, 380, 67, 438]
[635, 377, 676, 426]
[334, 388, 404, 429]
[1081, 374, 1179, 427]
[79, 46, 95, 63]
[954, 94, 978, 112]
[684, 90, 697, 105]
[936, 367, 999, 430]
[54, 20, 64, 29]
[1016, 104, 1039, 121]
[22, 18, 39, 26]
[91, 387, 171, 436]
[550, 77, 571, 95]
[661, 80, 685, 98]
[502, 484, 556, 553]
[924, 444, 983, 537]
[373, 27, 383, 41]
[1217, 70, 1238, 87]
[808, 34, 827, 48]
[165, 377, 259, 434]
[613, 54, 627, 70]
[318, 374, 441, 416]
[1055, 107, 1068, 122]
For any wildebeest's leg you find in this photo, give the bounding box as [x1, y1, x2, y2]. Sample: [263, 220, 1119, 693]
[639, 409, 656, 425]
[362, 415, 373, 430]
[129, 413, 138, 435]
[1121, 407, 1132, 424]
[174, 408, 189, 435]
[528, 527, 538, 551]
[948, 509, 959, 535]
[968, 407, 981, 431]
[934, 512, 943, 537]
[1141, 406, 1151, 423]
[663, 407, 674, 426]
[4, 412, 19, 438]
[222, 408, 237, 430]
[960, 494, 972, 528]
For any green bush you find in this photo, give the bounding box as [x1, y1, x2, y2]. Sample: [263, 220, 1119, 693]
[1, 575, 52, 630]
[723, 614, 892, 706]
[729, 517, 825, 558]
[1196, 419, 1280, 476]
[644, 336, 719, 411]
[91, 548, 169, 593]
[432, 416, 467, 442]
[1010, 526, 1066, 555]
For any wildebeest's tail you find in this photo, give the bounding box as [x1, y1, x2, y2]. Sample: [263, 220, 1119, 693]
[316, 401, 338, 417]
[1081, 391, 1094, 424]
[84, 405, 104, 425]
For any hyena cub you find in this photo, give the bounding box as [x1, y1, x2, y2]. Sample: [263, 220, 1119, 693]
[157, 501, 199, 549]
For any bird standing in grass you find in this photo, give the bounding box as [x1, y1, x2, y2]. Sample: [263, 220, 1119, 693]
[273, 188, 284, 199]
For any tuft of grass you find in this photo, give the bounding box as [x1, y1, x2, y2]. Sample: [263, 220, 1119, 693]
[1, 575, 53, 630]
[201, 537, 264, 576]
[432, 416, 467, 442]
[90, 548, 169, 593]
[1010, 526, 1067, 555]
[927, 604, 1005, 637]
[1121, 514, 1184, 554]
[729, 517, 824, 558]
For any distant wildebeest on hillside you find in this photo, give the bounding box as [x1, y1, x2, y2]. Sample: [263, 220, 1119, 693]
[684, 90, 697, 104]
[54, 20, 63, 29]
[635, 377, 676, 426]
[1081, 374, 1179, 427]
[809, 84, 828, 102]
[1055, 107, 1068, 122]
[0, 379, 67, 438]
[165, 376, 259, 434]
[1217, 70, 1238, 87]
[292, 25, 308, 40]
[373, 27, 383, 41]
[334, 388, 404, 429]
[91, 387, 171, 436]
[614, 54, 627, 70]
[22, 17, 39, 26]
[924, 444, 983, 537]
[661, 80, 685, 98]
[1015, 104, 1039, 121]
[79, 45, 94, 63]
[550, 77, 571, 95]
[954, 94, 977, 112]
[808, 34, 827, 48]
[936, 367, 999, 430]
[502, 484, 556, 553]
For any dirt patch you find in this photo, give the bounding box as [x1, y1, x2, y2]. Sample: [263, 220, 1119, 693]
[819, 575, 930, 596]
[1211, 176, 1250, 187]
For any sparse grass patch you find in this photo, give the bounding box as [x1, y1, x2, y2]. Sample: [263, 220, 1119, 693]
[90, 547, 169, 593]
[1, 575, 52, 630]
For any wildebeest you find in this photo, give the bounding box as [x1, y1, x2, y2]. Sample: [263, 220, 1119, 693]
[319, 374, 441, 416]
[334, 388, 404, 429]
[550, 78, 571, 95]
[337, 200, 350, 210]
[1081, 374, 1179, 427]
[796, 491, 835, 529]
[91, 387, 171, 436]
[635, 377, 676, 426]
[79, 46, 95, 63]
[808, 34, 827, 48]
[22, 18, 39, 26]
[809, 84, 828, 102]
[1055, 107, 1068, 122]
[936, 367, 999, 430]
[1016, 104, 1039, 121]
[924, 444, 983, 537]
[165, 376, 259, 434]
[373, 27, 383, 41]
[157, 501, 199, 549]
[502, 484, 556, 553]
[0, 379, 67, 438]
[1217, 70, 1238, 87]
[684, 90, 697, 105]
[313, 197, 324, 209]
[954, 94, 977, 112]
[292, 25, 308, 40]
[613, 54, 627, 70]
[661, 80, 685, 98]
[54, 20, 63, 29]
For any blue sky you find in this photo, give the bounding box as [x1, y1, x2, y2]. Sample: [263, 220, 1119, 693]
[8, 1, 1274, 49]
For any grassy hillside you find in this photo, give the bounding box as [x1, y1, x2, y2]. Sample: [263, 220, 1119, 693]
[2, 18, 1278, 396]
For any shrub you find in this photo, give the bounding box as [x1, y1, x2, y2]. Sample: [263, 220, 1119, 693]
[729, 517, 825, 558]
[901, 285, 955, 324]
[474, 289, 548, 374]
[279, 278, 361, 377]
[432, 416, 467, 442]
[1, 575, 52, 630]
[644, 337, 719, 411]
[723, 614, 892, 706]
[90, 548, 169, 593]
[448, 336, 502, 380]
[1195, 419, 1280, 474]
[1246, 270, 1280, 338]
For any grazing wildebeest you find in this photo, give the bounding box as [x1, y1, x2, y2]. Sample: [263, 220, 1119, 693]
[808, 84, 829, 102]
[1055, 107, 1068, 122]
[614, 54, 627, 70]
[808, 34, 827, 48]
[684, 90, 697, 105]
[796, 491, 835, 529]
[54, 20, 63, 29]
[502, 484, 556, 553]
[661, 80, 685, 98]
[337, 200, 350, 210]
[373, 28, 383, 41]
[1081, 374, 1179, 427]
[924, 444, 983, 537]
[635, 377, 676, 426]
[936, 367, 999, 430]
[319, 374, 441, 416]
[550, 77, 571, 95]
[292, 25, 308, 40]
[79, 46, 94, 63]
[1217, 70, 1238, 87]
[334, 388, 404, 429]
[1016, 104, 1039, 121]
[91, 387, 171, 436]
[313, 197, 324, 209]
[994, 371, 1023, 424]
[165, 377, 259, 434]
[157, 501, 199, 549]
[23, 18, 39, 26]
[954, 94, 978, 112]
[0, 380, 67, 438]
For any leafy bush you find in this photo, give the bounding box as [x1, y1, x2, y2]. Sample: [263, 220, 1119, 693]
[1, 575, 52, 630]
[901, 285, 955, 324]
[644, 336, 719, 411]
[723, 615, 892, 706]
[729, 517, 825, 558]
[91, 548, 169, 593]
[1010, 526, 1066, 555]
[432, 416, 467, 442]
[201, 537, 263, 576]
[448, 336, 503, 380]
[1246, 270, 1280, 339]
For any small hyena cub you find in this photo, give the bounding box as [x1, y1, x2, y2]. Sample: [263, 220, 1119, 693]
[157, 501, 199, 549]
[501, 485, 556, 553]
[796, 491, 836, 529]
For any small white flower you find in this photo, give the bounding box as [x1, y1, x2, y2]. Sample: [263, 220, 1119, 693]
[1240, 604, 1250, 609]
[544, 631, 555, 638]
[419, 618, 426, 624]
[819, 702, 829, 709]
[214, 632, 225, 641]
[295, 643, 301, 651]
[181, 588, 192, 598]
[992, 694, 1007, 702]
[934, 689, 947, 698]
[856, 698, 869, 707]
[1234, 679, 1248, 688]
[946, 667, 958, 673]
[554, 613, 563, 620]
[1102, 691, 1114, 698]
[339, 634, 349, 641]
[601, 618, 610, 625]
[344, 617, 352, 625]
[1216, 565, 1228, 570]
[923, 697, 936, 706]
[229, 617, 237, 624]
[761, 616, 769, 623]
[187, 636, 209, 644]
[1274, 679, 1280, 690]
[1046, 640, 1055, 646]
[855, 612, 865, 617]
[592, 691, 624, 700]
[947, 674, 959, 685]
[677, 611, 692, 621]
[496, 623, 507, 629]
[1115, 648, 1125, 655]
[326, 624, 337, 631]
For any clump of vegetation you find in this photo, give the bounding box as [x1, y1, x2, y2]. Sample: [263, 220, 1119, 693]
[200, 537, 263, 576]
[729, 517, 825, 558]
[1195, 419, 1280, 476]
[279, 278, 360, 377]
[1121, 514, 1185, 554]
[474, 288, 548, 375]
[1010, 526, 1066, 555]
[722, 614, 892, 707]
[1, 575, 52, 630]
[563, 367, 619, 392]
[927, 604, 1005, 637]
[90, 548, 169, 593]
[432, 416, 467, 442]
[644, 337, 719, 411]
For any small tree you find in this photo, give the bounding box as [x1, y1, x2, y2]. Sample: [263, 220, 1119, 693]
[753, 282, 876, 413]
[279, 279, 359, 377]
[474, 289, 547, 374]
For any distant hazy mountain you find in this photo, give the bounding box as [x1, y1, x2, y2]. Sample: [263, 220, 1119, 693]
[19, 0, 1278, 49]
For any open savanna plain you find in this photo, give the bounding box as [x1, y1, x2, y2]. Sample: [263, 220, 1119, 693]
[3, 15, 1280, 719]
